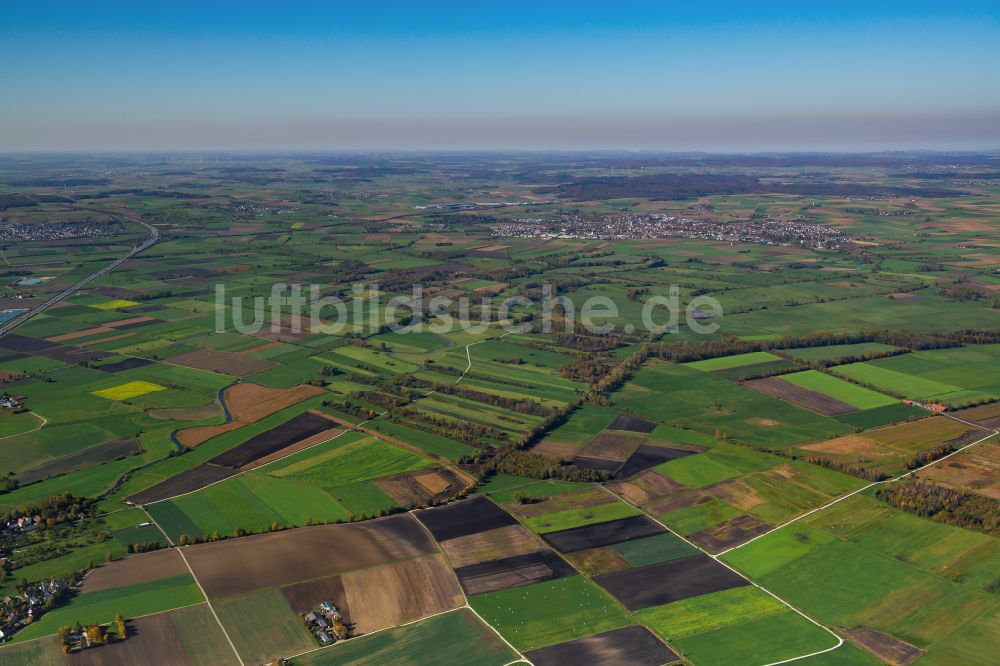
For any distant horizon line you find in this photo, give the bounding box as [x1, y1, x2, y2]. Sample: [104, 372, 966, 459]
[2, 148, 1000, 156]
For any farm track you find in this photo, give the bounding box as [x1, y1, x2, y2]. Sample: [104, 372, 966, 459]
[600, 483, 846, 665]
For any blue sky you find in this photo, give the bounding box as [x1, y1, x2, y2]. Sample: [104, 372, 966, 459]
[2, 1, 999, 151]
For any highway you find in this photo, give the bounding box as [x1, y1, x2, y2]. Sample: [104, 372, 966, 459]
[0, 214, 159, 339]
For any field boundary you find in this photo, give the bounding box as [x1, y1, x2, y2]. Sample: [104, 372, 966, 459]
[717, 415, 999, 557]
[132, 331, 516, 507]
[599, 484, 845, 666]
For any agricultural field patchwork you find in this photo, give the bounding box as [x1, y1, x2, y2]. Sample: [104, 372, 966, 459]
[0, 153, 998, 665]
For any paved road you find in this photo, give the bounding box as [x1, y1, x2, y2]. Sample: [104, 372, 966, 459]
[0, 213, 159, 339]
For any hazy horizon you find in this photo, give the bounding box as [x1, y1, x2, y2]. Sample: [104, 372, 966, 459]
[3, 1, 999, 152]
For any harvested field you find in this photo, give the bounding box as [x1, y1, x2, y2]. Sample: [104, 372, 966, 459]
[800, 434, 887, 457]
[841, 626, 926, 665]
[744, 377, 857, 416]
[689, 514, 772, 553]
[184, 514, 436, 598]
[439, 525, 543, 568]
[562, 547, 631, 577]
[920, 441, 1000, 499]
[127, 464, 237, 505]
[593, 554, 748, 610]
[281, 575, 353, 627]
[706, 475, 767, 510]
[176, 382, 325, 447]
[208, 411, 337, 468]
[81, 548, 188, 593]
[542, 515, 665, 553]
[95, 357, 155, 373]
[615, 445, 699, 480]
[167, 348, 276, 377]
[415, 495, 518, 542]
[578, 431, 644, 462]
[375, 467, 472, 506]
[503, 486, 613, 520]
[609, 470, 686, 506]
[607, 413, 658, 433]
[454, 551, 577, 595]
[647, 490, 713, 517]
[955, 402, 1000, 428]
[530, 440, 581, 458]
[524, 625, 678, 666]
[342, 555, 464, 634]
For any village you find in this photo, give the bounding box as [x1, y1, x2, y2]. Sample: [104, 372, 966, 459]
[491, 212, 857, 250]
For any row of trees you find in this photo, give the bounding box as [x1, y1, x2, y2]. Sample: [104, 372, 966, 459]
[651, 328, 1000, 364]
[875, 477, 1000, 535]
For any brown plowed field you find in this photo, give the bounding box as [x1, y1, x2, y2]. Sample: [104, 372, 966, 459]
[608, 470, 686, 505]
[529, 440, 581, 458]
[183, 514, 436, 598]
[167, 348, 276, 377]
[578, 432, 644, 462]
[375, 467, 473, 506]
[176, 383, 325, 447]
[743, 377, 857, 415]
[69, 613, 192, 666]
[280, 574, 353, 626]
[841, 626, 926, 665]
[439, 525, 543, 568]
[525, 626, 678, 666]
[240, 426, 345, 471]
[81, 548, 188, 593]
[689, 514, 772, 553]
[342, 555, 464, 634]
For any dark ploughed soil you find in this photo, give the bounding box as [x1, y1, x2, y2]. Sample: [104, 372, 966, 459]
[281, 575, 353, 628]
[572, 456, 623, 473]
[541, 515, 665, 553]
[414, 495, 518, 542]
[126, 463, 238, 505]
[689, 514, 772, 553]
[607, 413, 658, 433]
[208, 411, 333, 468]
[453, 550, 577, 595]
[96, 356, 155, 372]
[593, 553, 748, 610]
[525, 626, 678, 666]
[613, 445, 698, 480]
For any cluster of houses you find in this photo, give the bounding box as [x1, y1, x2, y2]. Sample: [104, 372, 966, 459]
[2, 513, 41, 532]
[303, 600, 348, 645]
[0, 579, 68, 642]
[0, 395, 25, 411]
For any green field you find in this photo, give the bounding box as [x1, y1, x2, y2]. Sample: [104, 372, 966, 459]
[779, 370, 899, 409]
[9, 574, 204, 643]
[469, 576, 634, 651]
[294, 608, 518, 666]
[683, 351, 785, 372]
[522, 499, 641, 533]
[215, 587, 314, 664]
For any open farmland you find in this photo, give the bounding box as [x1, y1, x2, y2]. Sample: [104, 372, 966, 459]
[0, 152, 997, 665]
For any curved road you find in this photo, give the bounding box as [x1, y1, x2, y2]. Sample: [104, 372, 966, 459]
[0, 212, 159, 339]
